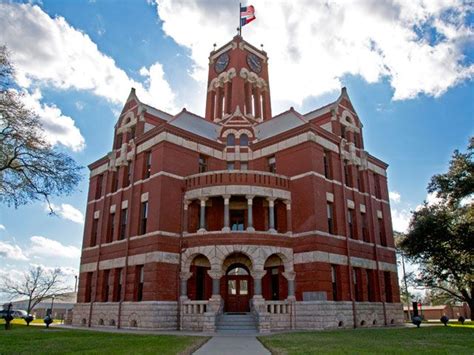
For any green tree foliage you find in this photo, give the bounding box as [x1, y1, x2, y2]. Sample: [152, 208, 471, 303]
[400, 138, 474, 318]
[0, 45, 82, 209]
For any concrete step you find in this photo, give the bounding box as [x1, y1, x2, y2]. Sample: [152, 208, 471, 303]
[216, 313, 257, 333]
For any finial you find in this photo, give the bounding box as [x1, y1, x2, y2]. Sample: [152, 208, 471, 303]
[213, 43, 216, 51]
[260, 44, 264, 50]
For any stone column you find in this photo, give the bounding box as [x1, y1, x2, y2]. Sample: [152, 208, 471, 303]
[255, 87, 262, 119]
[283, 271, 296, 299]
[179, 272, 193, 299]
[207, 270, 223, 304]
[284, 200, 292, 235]
[183, 200, 191, 234]
[251, 270, 267, 297]
[198, 197, 208, 233]
[216, 87, 223, 119]
[222, 195, 231, 232]
[246, 195, 255, 232]
[267, 197, 276, 233]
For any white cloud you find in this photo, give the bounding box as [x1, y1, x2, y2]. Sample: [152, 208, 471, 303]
[0, 241, 28, 261]
[389, 191, 401, 203]
[0, 225, 5, 231]
[48, 203, 84, 224]
[391, 208, 412, 234]
[20, 89, 86, 152]
[28, 236, 80, 259]
[155, 0, 473, 112]
[0, 3, 177, 113]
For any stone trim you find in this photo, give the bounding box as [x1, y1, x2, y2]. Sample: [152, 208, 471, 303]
[378, 261, 398, 273]
[93, 211, 100, 219]
[185, 185, 291, 201]
[326, 192, 334, 202]
[360, 204, 366, 213]
[294, 251, 396, 271]
[347, 199, 355, 209]
[80, 262, 98, 273]
[141, 192, 149, 202]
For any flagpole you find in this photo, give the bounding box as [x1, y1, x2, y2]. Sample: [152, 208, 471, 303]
[239, 3, 242, 36]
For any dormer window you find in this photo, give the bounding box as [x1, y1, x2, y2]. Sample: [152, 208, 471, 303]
[240, 134, 249, 146]
[341, 125, 346, 139]
[226, 134, 235, 146]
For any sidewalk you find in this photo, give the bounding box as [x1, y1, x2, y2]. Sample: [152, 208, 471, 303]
[193, 336, 270, 355]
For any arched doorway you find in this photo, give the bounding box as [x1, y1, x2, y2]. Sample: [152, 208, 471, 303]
[225, 264, 251, 312]
[188, 255, 212, 300]
[222, 253, 253, 313]
[263, 254, 287, 300]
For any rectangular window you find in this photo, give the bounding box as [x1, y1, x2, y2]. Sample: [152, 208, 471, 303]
[323, 150, 331, 179]
[268, 156, 276, 173]
[327, 203, 334, 234]
[198, 155, 207, 173]
[331, 265, 339, 301]
[240, 162, 248, 171]
[353, 268, 362, 302]
[107, 212, 115, 243]
[95, 174, 103, 199]
[374, 173, 381, 199]
[85, 272, 93, 303]
[91, 217, 99, 246]
[347, 209, 355, 239]
[112, 171, 119, 192]
[119, 208, 128, 240]
[140, 201, 148, 235]
[137, 265, 144, 302]
[344, 160, 352, 187]
[103, 269, 110, 302]
[341, 125, 346, 139]
[123, 165, 131, 188]
[379, 218, 387, 246]
[367, 269, 375, 302]
[114, 133, 122, 150]
[144, 151, 152, 179]
[384, 272, 393, 303]
[362, 212, 369, 242]
[227, 162, 235, 171]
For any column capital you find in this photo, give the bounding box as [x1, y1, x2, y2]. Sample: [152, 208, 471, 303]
[207, 270, 224, 279]
[245, 194, 255, 201]
[183, 199, 192, 210]
[266, 197, 276, 207]
[199, 197, 208, 205]
[282, 271, 296, 281]
[179, 271, 193, 281]
[283, 200, 291, 209]
[251, 270, 267, 280]
[222, 194, 231, 203]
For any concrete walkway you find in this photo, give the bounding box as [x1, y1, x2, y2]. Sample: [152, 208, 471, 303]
[193, 336, 270, 355]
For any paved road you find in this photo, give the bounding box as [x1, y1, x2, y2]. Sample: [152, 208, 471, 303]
[193, 336, 270, 355]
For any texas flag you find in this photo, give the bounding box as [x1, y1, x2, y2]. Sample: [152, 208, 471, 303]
[240, 5, 256, 26]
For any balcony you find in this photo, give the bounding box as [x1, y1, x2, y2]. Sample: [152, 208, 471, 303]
[185, 170, 290, 191]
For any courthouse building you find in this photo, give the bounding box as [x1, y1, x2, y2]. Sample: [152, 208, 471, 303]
[73, 35, 403, 332]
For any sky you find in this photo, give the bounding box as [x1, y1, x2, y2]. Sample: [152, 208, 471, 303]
[0, 0, 472, 301]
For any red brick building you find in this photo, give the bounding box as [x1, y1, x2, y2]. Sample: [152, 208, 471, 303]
[73, 35, 403, 332]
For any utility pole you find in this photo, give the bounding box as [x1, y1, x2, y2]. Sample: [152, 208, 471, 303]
[400, 251, 411, 320]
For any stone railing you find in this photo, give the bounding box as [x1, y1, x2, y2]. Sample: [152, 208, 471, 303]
[266, 300, 292, 314]
[185, 170, 290, 190]
[182, 300, 208, 315]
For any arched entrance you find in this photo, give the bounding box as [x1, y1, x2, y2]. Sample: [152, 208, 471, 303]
[187, 254, 212, 300]
[222, 253, 253, 313]
[263, 254, 287, 300]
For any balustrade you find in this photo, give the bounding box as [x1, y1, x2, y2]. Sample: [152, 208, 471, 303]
[182, 300, 208, 315]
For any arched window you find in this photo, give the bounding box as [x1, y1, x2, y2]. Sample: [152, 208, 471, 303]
[240, 134, 249, 146]
[226, 264, 249, 276]
[226, 133, 235, 146]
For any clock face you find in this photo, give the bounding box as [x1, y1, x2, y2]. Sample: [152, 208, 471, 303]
[247, 53, 262, 73]
[214, 53, 229, 73]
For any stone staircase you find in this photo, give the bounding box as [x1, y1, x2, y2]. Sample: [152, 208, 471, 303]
[216, 313, 258, 334]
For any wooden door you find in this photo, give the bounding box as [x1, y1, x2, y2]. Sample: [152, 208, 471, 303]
[226, 275, 250, 312]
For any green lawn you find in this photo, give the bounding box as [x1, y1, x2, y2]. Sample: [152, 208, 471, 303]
[258, 325, 474, 354]
[0, 324, 207, 354]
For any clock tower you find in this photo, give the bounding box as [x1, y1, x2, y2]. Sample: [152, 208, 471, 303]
[205, 35, 272, 122]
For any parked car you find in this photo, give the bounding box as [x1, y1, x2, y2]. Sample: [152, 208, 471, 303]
[0, 308, 34, 320]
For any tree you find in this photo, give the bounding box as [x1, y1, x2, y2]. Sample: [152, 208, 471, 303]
[400, 138, 474, 318]
[0, 266, 70, 319]
[0, 45, 82, 210]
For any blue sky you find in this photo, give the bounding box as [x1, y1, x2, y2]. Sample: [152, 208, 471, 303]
[0, 0, 472, 299]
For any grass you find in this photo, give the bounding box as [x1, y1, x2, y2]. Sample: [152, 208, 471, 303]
[258, 325, 474, 354]
[0, 324, 207, 354]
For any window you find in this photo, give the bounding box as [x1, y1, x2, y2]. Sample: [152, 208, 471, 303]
[344, 160, 352, 187]
[357, 171, 365, 192]
[128, 126, 136, 141]
[327, 203, 334, 234]
[119, 208, 128, 240]
[354, 132, 361, 148]
[361, 212, 369, 242]
[230, 210, 245, 231]
[124, 165, 131, 187]
[112, 171, 119, 192]
[353, 268, 362, 301]
[114, 133, 122, 150]
[114, 268, 123, 302]
[137, 265, 144, 302]
[347, 209, 355, 239]
[91, 217, 99, 246]
[331, 265, 339, 301]
[341, 125, 346, 139]
[374, 173, 381, 199]
[85, 272, 93, 303]
[268, 156, 276, 173]
[366, 269, 375, 302]
[140, 201, 148, 235]
[240, 162, 248, 171]
[378, 217, 387, 246]
[103, 270, 110, 302]
[198, 155, 207, 173]
[227, 162, 235, 171]
[323, 150, 331, 179]
[144, 151, 152, 179]
[240, 134, 249, 146]
[384, 272, 393, 303]
[107, 212, 115, 243]
[95, 174, 103, 199]
[226, 133, 235, 146]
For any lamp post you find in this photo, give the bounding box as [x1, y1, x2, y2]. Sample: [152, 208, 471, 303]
[50, 295, 55, 319]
